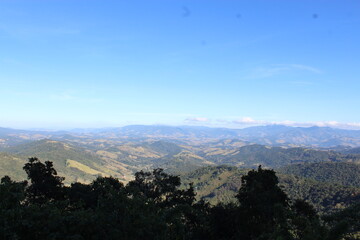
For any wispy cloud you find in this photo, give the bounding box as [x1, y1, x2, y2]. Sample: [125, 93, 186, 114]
[185, 117, 210, 123]
[233, 117, 264, 125]
[248, 64, 322, 79]
[229, 117, 360, 130]
[183, 116, 360, 130]
[285, 64, 322, 74]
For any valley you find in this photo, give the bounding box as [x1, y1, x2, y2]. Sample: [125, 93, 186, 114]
[1, 124, 360, 214]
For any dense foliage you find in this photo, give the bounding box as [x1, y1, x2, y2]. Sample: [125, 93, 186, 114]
[181, 165, 360, 213]
[280, 174, 360, 213]
[279, 162, 360, 187]
[1, 158, 359, 239]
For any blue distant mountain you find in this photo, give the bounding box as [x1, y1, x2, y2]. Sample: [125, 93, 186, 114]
[1, 125, 360, 148]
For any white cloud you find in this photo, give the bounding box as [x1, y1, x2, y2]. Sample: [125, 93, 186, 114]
[185, 116, 360, 130]
[185, 117, 209, 123]
[233, 117, 264, 124]
[230, 117, 360, 130]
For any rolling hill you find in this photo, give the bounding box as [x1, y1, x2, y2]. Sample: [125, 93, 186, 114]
[0, 152, 27, 181]
[181, 164, 360, 213]
[201, 144, 360, 168]
[2, 125, 360, 148]
[1, 140, 126, 183]
[2, 136, 360, 185]
[278, 162, 360, 187]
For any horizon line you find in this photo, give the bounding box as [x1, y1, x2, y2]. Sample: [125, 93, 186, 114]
[1, 123, 360, 132]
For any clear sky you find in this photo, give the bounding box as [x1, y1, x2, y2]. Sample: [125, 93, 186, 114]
[0, 0, 359, 129]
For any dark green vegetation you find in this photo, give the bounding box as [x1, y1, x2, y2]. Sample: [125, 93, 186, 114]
[0, 152, 27, 181]
[182, 166, 246, 204]
[182, 163, 360, 214]
[1, 158, 359, 240]
[279, 162, 360, 187]
[280, 175, 360, 214]
[1, 125, 360, 238]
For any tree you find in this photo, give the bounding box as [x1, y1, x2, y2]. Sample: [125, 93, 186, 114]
[126, 168, 195, 207]
[236, 166, 291, 240]
[23, 157, 65, 204]
[126, 168, 197, 239]
[0, 176, 28, 239]
[324, 202, 360, 240]
[290, 199, 328, 240]
[68, 176, 125, 209]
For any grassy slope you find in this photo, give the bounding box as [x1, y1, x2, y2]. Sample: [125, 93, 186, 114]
[0, 152, 27, 181]
[2, 140, 125, 183]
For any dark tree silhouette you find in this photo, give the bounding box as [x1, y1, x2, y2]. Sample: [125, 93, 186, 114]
[0, 159, 352, 240]
[324, 202, 360, 240]
[290, 199, 327, 240]
[236, 166, 291, 239]
[126, 168, 195, 207]
[23, 157, 65, 204]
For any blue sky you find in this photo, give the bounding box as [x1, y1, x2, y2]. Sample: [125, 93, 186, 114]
[0, 0, 359, 129]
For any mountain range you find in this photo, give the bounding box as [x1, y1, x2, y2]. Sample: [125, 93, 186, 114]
[0, 128, 359, 184]
[1, 124, 360, 215]
[2, 124, 360, 148]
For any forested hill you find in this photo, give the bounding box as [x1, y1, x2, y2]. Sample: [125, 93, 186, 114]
[201, 144, 360, 168]
[181, 164, 360, 213]
[2, 138, 360, 185]
[0, 152, 27, 181]
[1, 158, 359, 239]
[278, 162, 360, 187]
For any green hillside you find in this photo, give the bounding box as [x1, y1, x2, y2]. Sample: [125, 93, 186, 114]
[153, 150, 214, 174]
[280, 174, 360, 213]
[0, 152, 27, 181]
[2, 140, 125, 183]
[278, 162, 360, 187]
[203, 144, 360, 168]
[144, 140, 183, 156]
[181, 165, 360, 213]
[3, 157, 357, 240]
[181, 165, 247, 204]
[2, 136, 360, 190]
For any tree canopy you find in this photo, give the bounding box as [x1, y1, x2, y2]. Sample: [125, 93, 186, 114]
[0, 158, 358, 240]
